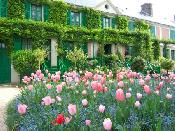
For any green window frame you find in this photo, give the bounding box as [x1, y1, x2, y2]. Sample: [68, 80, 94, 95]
[22, 38, 32, 50]
[103, 17, 111, 28]
[31, 4, 43, 21]
[70, 11, 81, 26]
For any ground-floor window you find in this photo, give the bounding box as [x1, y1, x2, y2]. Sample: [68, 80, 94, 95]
[22, 38, 32, 50]
[171, 50, 175, 60]
[104, 44, 111, 55]
[125, 46, 132, 56]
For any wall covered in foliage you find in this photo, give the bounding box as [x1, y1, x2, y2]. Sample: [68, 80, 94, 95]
[0, 0, 157, 60]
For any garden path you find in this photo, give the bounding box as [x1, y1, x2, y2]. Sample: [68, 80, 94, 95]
[0, 86, 19, 131]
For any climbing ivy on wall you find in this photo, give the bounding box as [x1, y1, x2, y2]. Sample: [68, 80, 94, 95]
[8, 0, 24, 19]
[84, 8, 101, 29]
[135, 20, 150, 31]
[152, 39, 160, 60]
[116, 15, 128, 30]
[48, 1, 68, 25]
[1, 0, 157, 60]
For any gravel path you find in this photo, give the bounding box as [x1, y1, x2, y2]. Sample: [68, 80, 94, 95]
[0, 86, 20, 131]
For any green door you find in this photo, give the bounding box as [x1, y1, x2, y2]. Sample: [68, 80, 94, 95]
[0, 43, 11, 83]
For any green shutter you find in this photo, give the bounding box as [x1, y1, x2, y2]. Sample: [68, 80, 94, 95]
[81, 43, 88, 54]
[0, 0, 7, 17]
[166, 49, 170, 59]
[112, 18, 116, 29]
[25, 0, 31, 19]
[101, 17, 104, 28]
[14, 37, 22, 51]
[128, 21, 135, 31]
[150, 26, 156, 37]
[81, 12, 86, 27]
[44, 5, 49, 22]
[170, 30, 175, 40]
[67, 10, 71, 25]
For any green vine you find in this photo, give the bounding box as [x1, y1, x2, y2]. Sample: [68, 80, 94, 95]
[116, 15, 128, 30]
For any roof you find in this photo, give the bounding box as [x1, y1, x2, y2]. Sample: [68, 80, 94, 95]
[65, 0, 175, 28]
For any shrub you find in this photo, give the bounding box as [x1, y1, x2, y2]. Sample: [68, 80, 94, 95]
[11, 50, 39, 75]
[131, 56, 145, 72]
[160, 58, 174, 74]
[33, 48, 47, 70]
[66, 47, 87, 70]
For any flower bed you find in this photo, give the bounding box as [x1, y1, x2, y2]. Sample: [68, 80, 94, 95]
[6, 70, 175, 130]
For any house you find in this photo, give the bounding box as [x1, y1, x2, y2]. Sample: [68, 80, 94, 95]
[0, 0, 173, 84]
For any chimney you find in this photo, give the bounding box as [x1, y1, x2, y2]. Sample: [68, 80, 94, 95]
[140, 3, 153, 16]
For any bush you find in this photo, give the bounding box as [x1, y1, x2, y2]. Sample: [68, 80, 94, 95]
[6, 70, 175, 130]
[11, 50, 39, 75]
[66, 47, 87, 70]
[160, 58, 174, 74]
[131, 56, 145, 72]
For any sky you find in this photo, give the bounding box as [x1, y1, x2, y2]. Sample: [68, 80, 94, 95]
[65, 0, 175, 21]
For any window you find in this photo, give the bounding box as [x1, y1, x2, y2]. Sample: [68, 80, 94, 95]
[104, 44, 111, 55]
[70, 11, 81, 26]
[103, 17, 111, 28]
[171, 50, 175, 60]
[150, 25, 156, 37]
[125, 46, 132, 56]
[31, 4, 43, 21]
[128, 21, 135, 31]
[170, 30, 175, 40]
[22, 39, 32, 50]
[0, 43, 6, 49]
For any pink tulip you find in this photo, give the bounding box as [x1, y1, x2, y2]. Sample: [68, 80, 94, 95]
[46, 84, 52, 89]
[143, 85, 151, 94]
[82, 99, 88, 107]
[159, 82, 163, 88]
[93, 74, 99, 81]
[139, 79, 145, 86]
[101, 77, 106, 85]
[65, 117, 72, 124]
[85, 120, 91, 126]
[136, 93, 142, 99]
[166, 94, 172, 100]
[103, 118, 112, 130]
[109, 71, 113, 78]
[28, 85, 33, 91]
[68, 104, 77, 115]
[104, 87, 108, 92]
[56, 85, 62, 93]
[42, 96, 52, 106]
[82, 90, 87, 96]
[116, 89, 125, 102]
[98, 104, 105, 113]
[126, 92, 132, 98]
[118, 81, 124, 87]
[145, 75, 151, 82]
[36, 70, 41, 76]
[130, 79, 134, 84]
[56, 96, 62, 102]
[18, 104, 27, 115]
[135, 101, 141, 107]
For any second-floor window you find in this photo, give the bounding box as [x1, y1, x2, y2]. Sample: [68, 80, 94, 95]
[70, 12, 81, 26]
[103, 17, 111, 28]
[31, 4, 43, 21]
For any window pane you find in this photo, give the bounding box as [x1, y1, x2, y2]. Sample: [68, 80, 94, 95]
[31, 4, 42, 21]
[171, 50, 175, 60]
[22, 38, 32, 50]
[71, 12, 80, 26]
